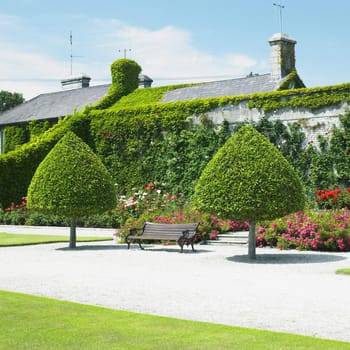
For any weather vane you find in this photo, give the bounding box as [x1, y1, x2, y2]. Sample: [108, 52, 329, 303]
[119, 48, 131, 58]
[273, 2, 285, 34]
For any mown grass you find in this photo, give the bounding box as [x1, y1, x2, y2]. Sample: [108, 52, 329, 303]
[0, 233, 112, 246]
[336, 268, 350, 275]
[0, 290, 348, 350]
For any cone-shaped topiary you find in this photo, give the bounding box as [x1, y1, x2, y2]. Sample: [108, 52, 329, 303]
[27, 131, 116, 248]
[192, 125, 305, 258]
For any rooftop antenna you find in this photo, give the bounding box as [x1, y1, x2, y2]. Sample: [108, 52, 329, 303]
[273, 2, 285, 34]
[69, 31, 83, 75]
[118, 48, 131, 58]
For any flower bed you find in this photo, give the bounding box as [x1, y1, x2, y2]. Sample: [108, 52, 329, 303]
[118, 182, 248, 242]
[256, 209, 350, 251]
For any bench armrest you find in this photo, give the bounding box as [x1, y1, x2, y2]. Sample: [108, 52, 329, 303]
[182, 229, 190, 239]
[129, 227, 141, 235]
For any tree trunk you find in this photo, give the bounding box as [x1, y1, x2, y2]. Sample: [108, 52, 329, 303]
[248, 221, 256, 259]
[69, 217, 77, 248]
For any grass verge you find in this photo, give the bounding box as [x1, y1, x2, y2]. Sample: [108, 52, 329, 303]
[0, 290, 348, 350]
[0, 233, 112, 246]
[336, 268, 350, 275]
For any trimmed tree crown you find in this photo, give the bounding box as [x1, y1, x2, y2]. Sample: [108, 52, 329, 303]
[27, 131, 116, 218]
[192, 125, 305, 222]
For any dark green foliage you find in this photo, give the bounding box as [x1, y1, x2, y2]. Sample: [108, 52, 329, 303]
[330, 114, 350, 187]
[28, 119, 54, 141]
[308, 112, 350, 191]
[27, 131, 116, 218]
[95, 59, 141, 109]
[90, 108, 230, 196]
[3, 125, 29, 152]
[0, 90, 24, 112]
[0, 112, 92, 208]
[192, 125, 306, 222]
[2, 120, 56, 153]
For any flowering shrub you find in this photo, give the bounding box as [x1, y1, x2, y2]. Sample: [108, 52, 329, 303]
[0, 196, 28, 225]
[115, 181, 186, 224]
[256, 209, 350, 251]
[119, 208, 249, 243]
[315, 187, 350, 209]
[118, 181, 249, 242]
[0, 196, 118, 228]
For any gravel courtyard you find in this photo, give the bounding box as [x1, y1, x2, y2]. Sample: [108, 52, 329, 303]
[0, 238, 349, 343]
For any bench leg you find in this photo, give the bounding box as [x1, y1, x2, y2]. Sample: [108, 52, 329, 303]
[191, 242, 195, 252]
[126, 239, 144, 250]
[177, 240, 185, 253]
[138, 240, 145, 250]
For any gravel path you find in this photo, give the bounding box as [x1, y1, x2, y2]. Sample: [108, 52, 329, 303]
[0, 239, 350, 343]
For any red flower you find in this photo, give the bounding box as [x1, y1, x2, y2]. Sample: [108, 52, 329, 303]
[145, 182, 154, 191]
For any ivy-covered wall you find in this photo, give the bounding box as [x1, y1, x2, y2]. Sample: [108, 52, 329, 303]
[3, 119, 55, 153]
[1, 62, 350, 208]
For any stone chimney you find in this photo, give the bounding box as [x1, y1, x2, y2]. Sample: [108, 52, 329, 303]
[269, 33, 296, 81]
[61, 74, 91, 90]
[138, 74, 153, 88]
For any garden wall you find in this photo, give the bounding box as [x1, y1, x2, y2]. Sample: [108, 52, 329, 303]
[191, 101, 349, 147]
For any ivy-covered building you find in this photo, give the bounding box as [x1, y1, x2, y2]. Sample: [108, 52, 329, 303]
[1, 32, 350, 207]
[0, 73, 153, 153]
[0, 33, 303, 154]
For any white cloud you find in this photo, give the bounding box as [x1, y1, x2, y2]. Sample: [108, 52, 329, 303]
[0, 42, 90, 99]
[111, 24, 261, 82]
[0, 19, 266, 99]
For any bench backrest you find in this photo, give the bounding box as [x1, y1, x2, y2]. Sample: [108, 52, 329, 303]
[143, 222, 199, 237]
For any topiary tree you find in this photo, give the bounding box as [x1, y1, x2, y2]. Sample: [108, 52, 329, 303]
[95, 58, 141, 109]
[192, 125, 305, 259]
[27, 131, 116, 248]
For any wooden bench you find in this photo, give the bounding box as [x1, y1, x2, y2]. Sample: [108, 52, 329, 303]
[126, 222, 200, 252]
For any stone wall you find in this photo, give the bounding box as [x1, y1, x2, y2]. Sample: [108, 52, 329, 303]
[191, 101, 350, 148]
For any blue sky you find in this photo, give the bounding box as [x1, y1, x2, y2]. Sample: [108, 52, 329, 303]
[1, 0, 350, 100]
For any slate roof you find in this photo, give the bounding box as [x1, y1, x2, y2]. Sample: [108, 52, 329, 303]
[0, 84, 110, 127]
[162, 73, 284, 102]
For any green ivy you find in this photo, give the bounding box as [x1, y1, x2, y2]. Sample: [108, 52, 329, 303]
[28, 120, 54, 141]
[3, 125, 29, 152]
[2, 66, 350, 209]
[94, 59, 141, 109]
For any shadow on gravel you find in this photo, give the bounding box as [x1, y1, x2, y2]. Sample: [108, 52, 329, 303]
[57, 244, 126, 251]
[135, 247, 211, 254]
[227, 253, 347, 264]
[57, 244, 211, 253]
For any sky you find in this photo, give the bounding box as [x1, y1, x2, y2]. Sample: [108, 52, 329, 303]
[1, 0, 350, 100]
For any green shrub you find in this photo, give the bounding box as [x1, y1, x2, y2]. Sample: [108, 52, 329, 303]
[27, 131, 116, 247]
[192, 125, 305, 221]
[27, 131, 116, 217]
[192, 125, 305, 258]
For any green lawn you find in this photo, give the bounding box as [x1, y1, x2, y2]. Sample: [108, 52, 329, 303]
[336, 268, 350, 275]
[0, 232, 112, 246]
[0, 290, 348, 350]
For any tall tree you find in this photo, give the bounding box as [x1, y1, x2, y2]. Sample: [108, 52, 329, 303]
[27, 131, 116, 248]
[0, 90, 24, 112]
[192, 125, 305, 259]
